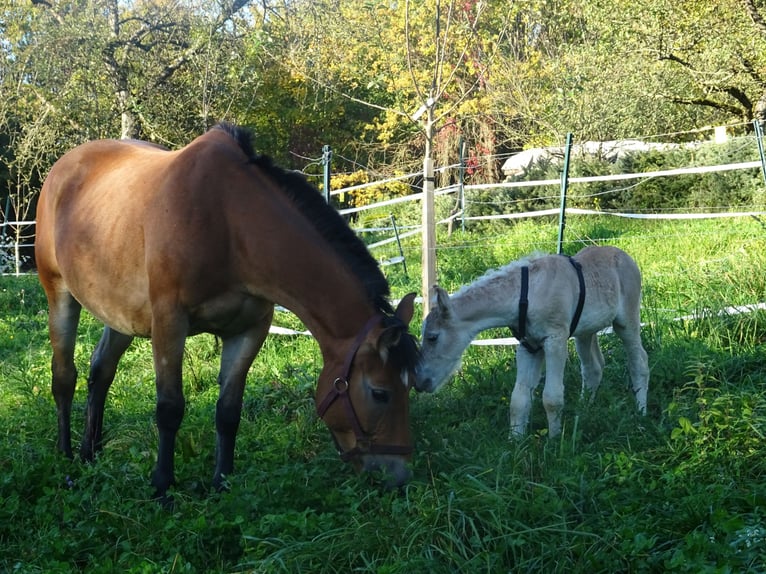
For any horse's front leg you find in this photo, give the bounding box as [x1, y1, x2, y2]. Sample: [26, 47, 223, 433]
[509, 346, 544, 436]
[150, 311, 189, 501]
[81, 327, 133, 460]
[214, 312, 272, 491]
[541, 335, 569, 438]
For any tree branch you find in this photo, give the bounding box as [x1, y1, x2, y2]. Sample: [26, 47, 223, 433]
[29, 0, 64, 25]
[668, 95, 747, 119]
[740, 0, 766, 39]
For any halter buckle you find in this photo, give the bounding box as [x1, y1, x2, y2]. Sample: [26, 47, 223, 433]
[333, 377, 349, 393]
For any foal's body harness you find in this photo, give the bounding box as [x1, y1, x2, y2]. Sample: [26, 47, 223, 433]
[510, 255, 586, 354]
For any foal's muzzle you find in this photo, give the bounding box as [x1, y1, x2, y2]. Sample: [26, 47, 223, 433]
[412, 365, 435, 393]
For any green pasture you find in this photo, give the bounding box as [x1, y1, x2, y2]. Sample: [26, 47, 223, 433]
[1, 215, 765, 572]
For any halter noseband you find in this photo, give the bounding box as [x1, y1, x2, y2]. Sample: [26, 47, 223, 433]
[315, 313, 413, 462]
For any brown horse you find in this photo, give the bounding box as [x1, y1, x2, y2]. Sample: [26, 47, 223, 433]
[35, 123, 419, 499]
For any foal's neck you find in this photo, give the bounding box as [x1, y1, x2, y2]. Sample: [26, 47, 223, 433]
[452, 271, 520, 336]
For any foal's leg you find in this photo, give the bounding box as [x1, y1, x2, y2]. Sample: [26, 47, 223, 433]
[613, 322, 649, 414]
[47, 291, 82, 458]
[80, 327, 134, 460]
[214, 312, 273, 490]
[509, 346, 544, 436]
[574, 333, 604, 404]
[541, 335, 570, 437]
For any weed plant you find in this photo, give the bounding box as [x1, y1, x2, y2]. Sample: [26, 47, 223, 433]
[1, 215, 765, 572]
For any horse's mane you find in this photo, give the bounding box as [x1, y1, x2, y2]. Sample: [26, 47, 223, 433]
[212, 122, 394, 316]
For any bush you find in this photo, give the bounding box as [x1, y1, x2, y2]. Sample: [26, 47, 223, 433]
[470, 136, 765, 218]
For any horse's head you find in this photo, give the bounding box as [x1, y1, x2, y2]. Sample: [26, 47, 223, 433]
[414, 285, 470, 393]
[316, 293, 419, 488]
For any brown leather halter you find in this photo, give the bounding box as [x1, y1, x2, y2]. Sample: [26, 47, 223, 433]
[315, 313, 413, 462]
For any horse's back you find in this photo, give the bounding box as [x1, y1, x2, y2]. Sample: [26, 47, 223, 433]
[37, 138, 170, 260]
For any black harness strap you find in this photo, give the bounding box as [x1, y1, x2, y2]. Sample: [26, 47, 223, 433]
[511, 256, 586, 354]
[511, 266, 537, 353]
[568, 257, 586, 335]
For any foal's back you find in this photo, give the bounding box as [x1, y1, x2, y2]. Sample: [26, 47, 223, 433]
[571, 245, 643, 335]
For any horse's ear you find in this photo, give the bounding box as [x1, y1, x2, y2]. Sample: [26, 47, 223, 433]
[378, 293, 417, 353]
[431, 285, 451, 316]
[394, 292, 416, 326]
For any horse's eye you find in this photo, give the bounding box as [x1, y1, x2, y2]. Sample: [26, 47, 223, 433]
[371, 388, 390, 404]
[425, 332, 439, 343]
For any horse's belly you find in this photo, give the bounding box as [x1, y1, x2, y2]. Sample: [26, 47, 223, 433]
[188, 292, 273, 337]
[71, 282, 154, 337]
[56, 252, 153, 336]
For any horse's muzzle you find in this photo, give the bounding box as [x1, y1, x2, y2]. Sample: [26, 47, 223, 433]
[361, 454, 412, 488]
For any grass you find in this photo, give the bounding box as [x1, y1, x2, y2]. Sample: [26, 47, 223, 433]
[1, 215, 766, 572]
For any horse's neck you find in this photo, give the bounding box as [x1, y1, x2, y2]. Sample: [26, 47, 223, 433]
[452, 274, 520, 336]
[283, 280, 372, 345]
[264, 255, 376, 360]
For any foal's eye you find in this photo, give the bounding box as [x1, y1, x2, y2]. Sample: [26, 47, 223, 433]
[371, 388, 390, 404]
[425, 332, 439, 343]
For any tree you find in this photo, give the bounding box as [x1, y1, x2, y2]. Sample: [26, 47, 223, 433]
[489, 0, 766, 147]
[25, 0, 251, 140]
[247, 0, 512, 183]
[0, 0, 253, 269]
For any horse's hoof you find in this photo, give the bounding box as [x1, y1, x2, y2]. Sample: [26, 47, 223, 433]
[153, 490, 175, 510]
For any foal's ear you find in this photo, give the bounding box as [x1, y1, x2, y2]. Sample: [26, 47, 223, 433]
[431, 285, 451, 315]
[394, 292, 416, 326]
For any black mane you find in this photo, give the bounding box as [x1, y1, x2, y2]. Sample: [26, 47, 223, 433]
[213, 122, 394, 315]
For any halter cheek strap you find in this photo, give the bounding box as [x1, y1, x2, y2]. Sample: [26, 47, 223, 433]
[315, 314, 413, 461]
[511, 255, 586, 354]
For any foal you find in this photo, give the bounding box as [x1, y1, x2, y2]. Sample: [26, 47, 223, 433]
[415, 246, 649, 437]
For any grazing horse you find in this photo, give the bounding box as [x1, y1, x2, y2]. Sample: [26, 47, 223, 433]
[35, 123, 419, 499]
[415, 246, 649, 437]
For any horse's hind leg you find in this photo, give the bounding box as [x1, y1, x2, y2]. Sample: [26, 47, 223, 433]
[574, 333, 604, 403]
[80, 327, 134, 460]
[613, 321, 649, 414]
[47, 291, 82, 458]
[214, 312, 273, 490]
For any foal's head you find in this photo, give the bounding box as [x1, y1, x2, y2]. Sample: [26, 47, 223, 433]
[414, 285, 472, 393]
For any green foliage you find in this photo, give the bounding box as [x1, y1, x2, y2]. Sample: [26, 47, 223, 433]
[328, 170, 411, 210]
[469, 136, 765, 220]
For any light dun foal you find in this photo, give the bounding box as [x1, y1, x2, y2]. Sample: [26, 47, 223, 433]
[415, 246, 649, 437]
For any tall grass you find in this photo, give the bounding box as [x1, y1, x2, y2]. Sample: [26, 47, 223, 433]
[1, 215, 765, 572]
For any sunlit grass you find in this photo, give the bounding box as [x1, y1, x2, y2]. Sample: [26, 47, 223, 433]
[2, 215, 766, 572]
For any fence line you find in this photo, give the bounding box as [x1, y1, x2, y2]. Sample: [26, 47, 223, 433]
[337, 157, 764, 218]
[2, 151, 764, 273]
